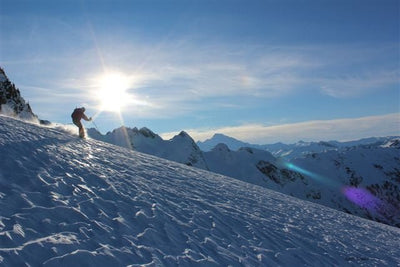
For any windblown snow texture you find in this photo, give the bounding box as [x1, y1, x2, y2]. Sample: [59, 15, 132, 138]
[1, 115, 399, 266]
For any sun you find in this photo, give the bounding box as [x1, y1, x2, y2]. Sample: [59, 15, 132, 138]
[96, 72, 132, 112]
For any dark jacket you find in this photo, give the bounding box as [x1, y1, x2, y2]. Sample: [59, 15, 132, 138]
[71, 108, 90, 122]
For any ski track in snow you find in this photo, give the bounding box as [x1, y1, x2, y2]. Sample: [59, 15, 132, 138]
[0, 115, 399, 266]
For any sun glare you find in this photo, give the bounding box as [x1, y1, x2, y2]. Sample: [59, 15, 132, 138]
[96, 72, 132, 112]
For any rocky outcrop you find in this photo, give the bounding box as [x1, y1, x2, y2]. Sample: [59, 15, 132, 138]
[256, 160, 307, 187]
[0, 67, 38, 121]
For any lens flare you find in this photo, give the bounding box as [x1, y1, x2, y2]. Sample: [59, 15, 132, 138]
[283, 162, 338, 187]
[277, 161, 397, 219]
[117, 112, 134, 150]
[342, 187, 382, 212]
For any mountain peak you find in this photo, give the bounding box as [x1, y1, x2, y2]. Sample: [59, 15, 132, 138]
[0, 67, 38, 121]
[170, 131, 194, 142]
[197, 133, 251, 151]
[212, 143, 231, 152]
[212, 133, 231, 138]
[211, 133, 240, 141]
[139, 127, 157, 138]
[178, 130, 190, 138]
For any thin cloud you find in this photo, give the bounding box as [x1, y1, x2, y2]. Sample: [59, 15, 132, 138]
[317, 70, 399, 98]
[71, 42, 400, 120]
[161, 113, 400, 144]
[107, 41, 398, 103]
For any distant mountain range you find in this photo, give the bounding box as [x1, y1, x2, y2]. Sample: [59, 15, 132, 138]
[197, 132, 397, 159]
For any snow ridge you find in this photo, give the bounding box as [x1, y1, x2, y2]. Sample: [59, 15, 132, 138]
[1, 115, 400, 266]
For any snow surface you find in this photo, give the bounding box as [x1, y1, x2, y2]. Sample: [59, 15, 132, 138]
[1, 115, 400, 266]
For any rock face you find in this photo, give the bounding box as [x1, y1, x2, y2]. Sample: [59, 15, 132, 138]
[0, 67, 38, 121]
[256, 160, 307, 187]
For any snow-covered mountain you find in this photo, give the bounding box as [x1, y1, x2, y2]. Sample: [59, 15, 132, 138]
[264, 137, 399, 159]
[1, 115, 400, 266]
[286, 142, 400, 226]
[204, 140, 400, 228]
[0, 67, 38, 122]
[87, 127, 207, 170]
[197, 133, 264, 152]
[203, 144, 277, 187]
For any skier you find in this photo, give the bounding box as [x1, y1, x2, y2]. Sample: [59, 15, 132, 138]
[71, 107, 92, 138]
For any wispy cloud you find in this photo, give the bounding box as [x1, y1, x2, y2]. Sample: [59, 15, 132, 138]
[316, 70, 399, 98]
[161, 113, 400, 144]
[95, 41, 398, 103]
[4, 34, 398, 121]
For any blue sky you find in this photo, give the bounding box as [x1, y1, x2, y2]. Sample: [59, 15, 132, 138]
[1, 0, 399, 143]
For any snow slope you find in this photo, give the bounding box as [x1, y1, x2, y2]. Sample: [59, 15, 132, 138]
[1, 115, 400, 266]
[204, 144, 276, 188]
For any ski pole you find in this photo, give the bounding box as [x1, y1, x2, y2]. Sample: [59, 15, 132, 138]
[92, 120, 100, 132]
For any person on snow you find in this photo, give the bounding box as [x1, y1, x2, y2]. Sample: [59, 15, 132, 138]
[71, 107, 92, 138]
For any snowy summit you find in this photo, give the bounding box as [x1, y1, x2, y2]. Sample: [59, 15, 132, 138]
[1, 115, 399, 266]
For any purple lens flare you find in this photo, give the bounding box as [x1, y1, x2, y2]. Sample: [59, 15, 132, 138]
[342, 186, 382, 212]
